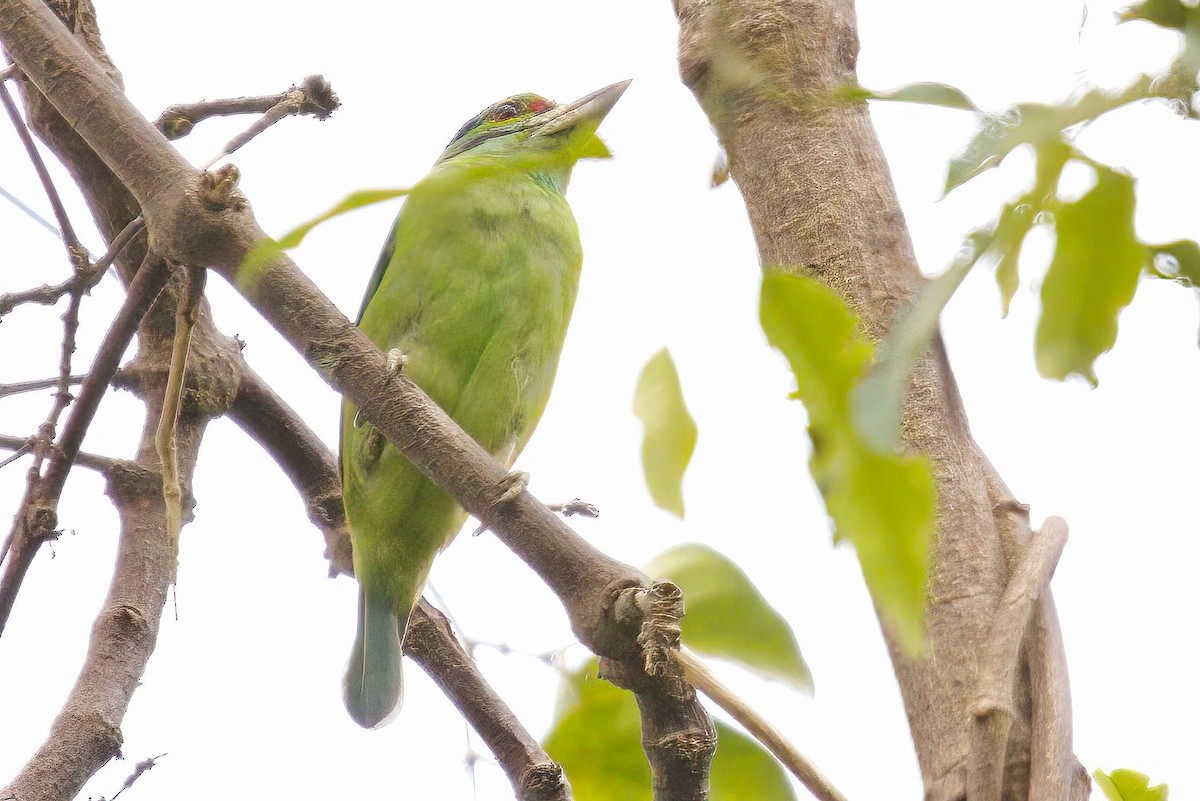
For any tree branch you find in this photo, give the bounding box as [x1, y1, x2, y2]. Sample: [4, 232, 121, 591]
[669, 1, 1086, 797]
[155, 74, 340, 169]
[226, 360, 574, 801]
[0, 251, 170, 635]
[2, 4, 717, 796]
[968, 517, 1068, 801]
[406, 601, 573, 801]
[0, 457, 176, 801]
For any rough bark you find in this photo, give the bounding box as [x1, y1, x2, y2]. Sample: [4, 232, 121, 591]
[669, 1, 1089, 798]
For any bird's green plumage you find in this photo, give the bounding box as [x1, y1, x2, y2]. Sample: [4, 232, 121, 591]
[340, 82, 627, 728]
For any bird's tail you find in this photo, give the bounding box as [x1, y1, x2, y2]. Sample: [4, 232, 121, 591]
[343, 586, 405, 729]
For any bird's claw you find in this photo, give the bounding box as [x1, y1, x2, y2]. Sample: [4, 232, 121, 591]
[548, 498, 600, 518]
[352, 350, 409, 428]
[386, 348, 408, 378]
[491, 470, 530, 507]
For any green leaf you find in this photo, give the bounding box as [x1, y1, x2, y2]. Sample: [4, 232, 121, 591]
[989, 202, 1035, 315]
[981, 138, 1070, 314]
[644, 544, 813, 695]
[867, 82, 979, 111]
[760, 271, 933, 653]
[633, 348, 698, 518]
[545, 661, 797, 801]
[1035, 167, 1148, 384]
[1148, 239, 1200, 285]
[1094, 768, 1169, 801]
[1119, 0, 1188, 29]
[852, 253, 975, 452]
[945, 79, 1154, 194]
[277, 188, 411, 249]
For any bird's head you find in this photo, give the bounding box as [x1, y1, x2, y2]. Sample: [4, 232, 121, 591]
[436, 81, 629, 185]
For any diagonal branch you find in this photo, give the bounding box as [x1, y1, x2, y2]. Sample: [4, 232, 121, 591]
[406, 601, 573, 801]
[1, 3, 716, 796]
[0, 251, 170, 634]
[968, 517, 1069, 801]
[227, 360, 571, 801]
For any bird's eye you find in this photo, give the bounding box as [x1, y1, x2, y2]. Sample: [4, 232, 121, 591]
[492, 102, 520, 122]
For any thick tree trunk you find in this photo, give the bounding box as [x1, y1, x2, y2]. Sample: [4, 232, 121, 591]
[669, 1, 1090, 798]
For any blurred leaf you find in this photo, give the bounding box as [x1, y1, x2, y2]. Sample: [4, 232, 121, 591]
[945, 78, 1153, 193]
[1035, 167, 1147, 384]
[760, 272, 932, 653]
[852, 253, 975, 452]
[989, 202, 1035, 314]
[277, 188, 410, 249]
[1148, 239, 1200, 285]
[546, 661, 796, 801]
[633, 348, 698, 518]
[985, 139, 1071, 313]
[1094, 768, 1169, 801]
[1119, 0, 1189, 29]
[644, 544, 813, 694]
[864, 81, 979, 111]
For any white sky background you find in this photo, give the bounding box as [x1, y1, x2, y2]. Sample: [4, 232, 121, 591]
[1, 1, 1196, 798]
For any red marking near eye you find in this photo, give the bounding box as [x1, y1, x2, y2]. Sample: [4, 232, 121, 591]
[528, 98, 550, 113]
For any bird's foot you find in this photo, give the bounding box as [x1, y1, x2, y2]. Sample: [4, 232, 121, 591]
[385, 348, 408, 377]
[547, 498, 600, 518]
[491, 470, 530, 507]
[353, 350, 409, 428]
[472, 471, 529, 536]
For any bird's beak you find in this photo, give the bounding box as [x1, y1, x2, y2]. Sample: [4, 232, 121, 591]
[532, 80, 631, 139]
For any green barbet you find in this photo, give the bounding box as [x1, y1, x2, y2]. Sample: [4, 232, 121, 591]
[341, 81, 628, 728]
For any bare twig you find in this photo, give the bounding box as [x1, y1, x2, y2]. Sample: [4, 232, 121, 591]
[153, 75, 340, 170]
[0, 215, 142, 319]
[109, 753, 167, 800]
[0, 78, 80, 249]
[155, 75, 339, 143]
[406, 602, 572, 801]
[0, 432, 119, 474]
[0, 253, 171, 635]
[153, 265, 203, 574]
[0, 374, 87, 399]
[228, 369, 352, 574]
[675, 647, 848, 801]
[0, 63, 17, 82]
[968, 517, 1069, 801]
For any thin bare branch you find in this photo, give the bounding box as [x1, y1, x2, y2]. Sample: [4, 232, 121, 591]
[0, 215, 142, 319]
[0, 253, 171, 635]
[152, 75, 340, 170]
[108, 753, 167, 801]
[0, 78, 80, 249]
[0, 432, 120, 474]
[676, 647, 847, 801]
[153, 265, 203, 574]
[155, 75, 339, 145]
[407, 602, 573, 801]
[0, 374, 87, 399]
[228, 369, 352, 574]
[968, 517, 1069, 801]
